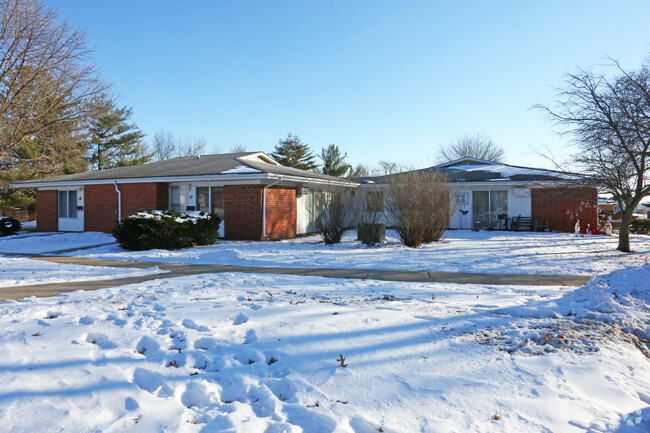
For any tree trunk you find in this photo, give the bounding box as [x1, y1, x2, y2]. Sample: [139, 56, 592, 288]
[617, 210, 633, 252]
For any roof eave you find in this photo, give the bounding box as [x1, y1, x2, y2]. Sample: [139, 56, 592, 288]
[12, 172, 360, 189]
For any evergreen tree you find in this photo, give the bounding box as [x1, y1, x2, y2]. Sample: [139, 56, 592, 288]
[86, 94, 150, 170]
[319, 144, 351, 177]
[271, 133, 317, 170]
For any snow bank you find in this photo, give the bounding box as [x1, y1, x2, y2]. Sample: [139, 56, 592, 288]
[482, 265, 650, 357]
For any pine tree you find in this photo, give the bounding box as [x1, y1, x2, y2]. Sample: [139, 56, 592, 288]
[319, 144, 351, 177]
[86, 94, 150, 170]
[271, 133, 317, 170]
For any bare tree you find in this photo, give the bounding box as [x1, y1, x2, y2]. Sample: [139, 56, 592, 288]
[437, 132, 505, 163]
[312, 186, 356, 244]
[348, 163, 371, 178]
[373, 160, 401, 176]
[230, 143, 247, 153]
[0, 0, 107, 161]
[536, 60, 650, 252]
[385, 171, 450, 247]
[179, 135, 207, 157]
[150, 131, 179, 161]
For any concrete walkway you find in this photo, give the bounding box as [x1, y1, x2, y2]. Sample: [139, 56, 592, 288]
[0, 254, 592, 302]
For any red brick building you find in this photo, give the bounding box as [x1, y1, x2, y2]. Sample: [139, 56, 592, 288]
[17, 154, 598, 239]
[18, 152, 357, 240]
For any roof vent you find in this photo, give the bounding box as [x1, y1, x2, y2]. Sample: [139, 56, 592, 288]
[197, 154, 201, 159]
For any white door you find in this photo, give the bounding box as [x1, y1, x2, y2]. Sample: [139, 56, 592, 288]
[58, 187, 84, 231]
[450, 191, 470, 229]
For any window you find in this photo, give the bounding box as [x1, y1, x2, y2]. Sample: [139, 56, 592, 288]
[170, 186, 185, 212]
[58, 190, 78, 218]
[196, 187, 210, 212]
[366, 191, 384, 212]
[211, 187, 224, 218]
[58, 191, 68, 218]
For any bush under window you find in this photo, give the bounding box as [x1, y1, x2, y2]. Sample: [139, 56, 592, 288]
[113, 211, 221, 251]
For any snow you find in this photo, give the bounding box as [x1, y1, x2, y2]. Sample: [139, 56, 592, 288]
[0, 257, 164, 288]
[0, 231, 115, 254]
[0, 269, 649, 432]
[221, 165, 262, 174]
[2, 231, 650, 431]
[58, 230, 650, 276]
[450, 163, 579, 180]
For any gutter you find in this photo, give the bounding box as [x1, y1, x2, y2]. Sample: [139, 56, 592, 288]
[114, 182, 122, 222]
[262, 177, 283, 239]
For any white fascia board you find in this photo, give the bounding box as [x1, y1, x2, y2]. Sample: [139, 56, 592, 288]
[11, 173, 275, 189]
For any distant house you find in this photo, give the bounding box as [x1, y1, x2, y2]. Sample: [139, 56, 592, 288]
[13, 152, 357, 240]
[359, 157, 599, 233]
[14, 154, 598, 238]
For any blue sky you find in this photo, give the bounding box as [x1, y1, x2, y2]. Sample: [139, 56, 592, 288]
[50, 1, 650, 169]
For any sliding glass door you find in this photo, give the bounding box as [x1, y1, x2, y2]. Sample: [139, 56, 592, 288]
[472, 190, 508, 229]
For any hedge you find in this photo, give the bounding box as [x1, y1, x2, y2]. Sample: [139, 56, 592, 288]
[113, 211, 221, 251]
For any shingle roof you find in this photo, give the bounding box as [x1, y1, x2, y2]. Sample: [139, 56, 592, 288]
[14, 152, 357, 186]
[356, 158, 589, 184]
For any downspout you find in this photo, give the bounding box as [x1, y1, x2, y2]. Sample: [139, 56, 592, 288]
[113, 182, 122, 222]
[262, 177, 283, 239]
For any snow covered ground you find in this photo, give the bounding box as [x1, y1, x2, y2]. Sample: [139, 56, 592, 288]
[0, 267, 649, 432]
[1, 230, 649, 431]
[0, 257, 164, 288]
[45, 230, 650, 276]
[0, 232, 159, 288]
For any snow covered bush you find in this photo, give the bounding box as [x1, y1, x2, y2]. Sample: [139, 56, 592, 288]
[0, 216, 21, 236]
[385, 171, 450, 247]
[113, 211, 220, 250]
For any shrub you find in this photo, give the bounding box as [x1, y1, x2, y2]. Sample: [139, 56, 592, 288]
[312, 187, 356, 244]
[0, 216, 21, 236]
[385, 171, 450, 247]
[113, 211, 221, 251]
[630, 218, 650, 235]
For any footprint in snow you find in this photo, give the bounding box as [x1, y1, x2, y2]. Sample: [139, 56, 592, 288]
[85, 333, 116, 349]
[232, 313, 248, 325]
[263, 423, 297, 433]
[78, 316, 95, 325]
[124, 397, 139, 411]
[244, 329, 257, 344]
[135, 336, 161, 356]
[349, 416, 395, 433]
[132, 367, 163, 393]
[182, 318, 209, 332]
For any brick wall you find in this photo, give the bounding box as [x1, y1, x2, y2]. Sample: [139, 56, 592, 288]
[223, 185, 297, 240]
[531, 187, 598, 233]
[265, 187, 296, 239]
[36, 190, 58, 231]
[85, 182, 169, 233]
[224, 185, 264, 240]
